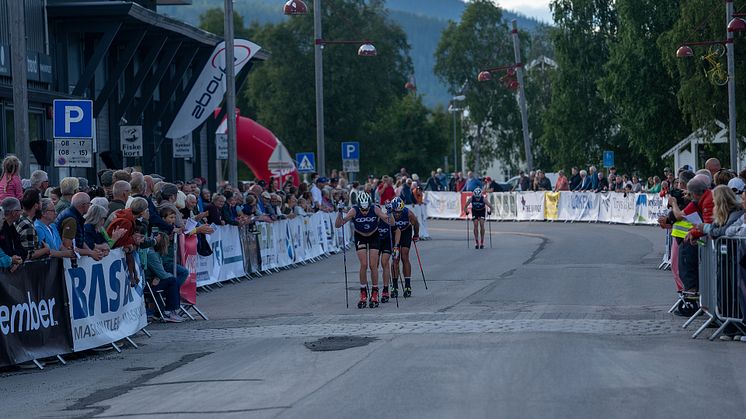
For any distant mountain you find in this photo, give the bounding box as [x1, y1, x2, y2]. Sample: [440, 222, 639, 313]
[159, 0, 547, 107]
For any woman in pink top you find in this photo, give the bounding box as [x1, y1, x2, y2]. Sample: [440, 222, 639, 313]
[0, 156, 23, 200]
[554, 170, 570, 192]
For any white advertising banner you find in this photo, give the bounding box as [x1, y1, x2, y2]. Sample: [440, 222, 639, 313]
[558, 192, 599, 222]
[257, 222, 277, 271]
[516, 192, 545, 221]
[274, 222, 294, 267]
[165, 39, 262, 139]
[489, 192, 518, 221]
[635, 193, 668, 225]
[609, 192, 637, 224]
[213, 225, 247, 281]
[425, 191, 461, 219]
[598, 193, 612, 222]
[64, 249, 147, 352]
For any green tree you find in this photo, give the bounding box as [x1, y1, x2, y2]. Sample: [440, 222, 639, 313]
[434, 0, 527, 174]
[597, 0, 686, 174]
[363, 94, 450, 176]
[540, 0, 618, 171]
[239, 0, 413, 175]
[659, 0, 746, 149]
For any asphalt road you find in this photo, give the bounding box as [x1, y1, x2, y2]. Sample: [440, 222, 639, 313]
[2, 220, 745, 419]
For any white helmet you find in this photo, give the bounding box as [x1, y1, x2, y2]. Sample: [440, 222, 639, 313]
[358, 192, 371, 209]
[473, 187, 482, 197]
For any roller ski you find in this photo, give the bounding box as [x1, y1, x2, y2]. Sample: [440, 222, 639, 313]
[357, 288, 368, 309]
[369, 287, 380, 308]
[403, 287, 412, 298]
[381, 287, 390, 303]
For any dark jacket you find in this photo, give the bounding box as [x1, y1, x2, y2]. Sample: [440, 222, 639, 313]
[83, 224, 107, 250]
[569, 174, 582, 191]
[0, 221, 25, 260]
[595, 177, 609, 193]
[56, 206, 86, 249]
[207, 203, 225, 225]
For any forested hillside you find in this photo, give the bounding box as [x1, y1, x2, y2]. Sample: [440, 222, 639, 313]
[159, 0, 546, 107]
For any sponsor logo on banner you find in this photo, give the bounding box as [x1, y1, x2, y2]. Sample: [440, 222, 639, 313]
[544, 192, 560, 220]
[425, 192, 461, 219]
[64, 250, 147, 352]
[0, 260, 73, 367]
[166, 40, 261, 139]
[517, 192, 545, 221]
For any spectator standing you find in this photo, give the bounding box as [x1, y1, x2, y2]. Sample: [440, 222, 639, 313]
[595, 171, 609, 193]
[436, 168, 448, 190]
[207, 193, 227, 225]
[401, 178, 415, 204]
[377, 176, 396, 204]
[34, 198, 72, 258]
[568, 167, 581, 191]
[631, 176, 643, 193]
[55, 177, 79, 213]
[462, 171, 481, 192]
[29, 170, 49, 194]
[1, 197, 28, 261]
[425, 171, 440, 191]
[0, 156, 23, 201]
[311, 177, 327, 209]
[589, 166, 599, 191]
[649, 176, 662, 193]
[554, 171, 570, 191]
[56, 192, 102, 260]
[0, 208, 23, 271]
[109, 181, 131, 216]
[702, 185, 743, 238]
[536, 170, 552, 191]
[705, 158, 721, 177]
[16, 189, 50, 260]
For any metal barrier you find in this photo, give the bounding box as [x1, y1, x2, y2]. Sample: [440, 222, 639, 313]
[682, 237, 746, 340]
[659, 229, 672, 271]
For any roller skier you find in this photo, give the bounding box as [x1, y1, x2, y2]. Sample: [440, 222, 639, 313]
[464, 187, 493, 249]
[390, 197, 420, 298]
[335, 192, 395, 308]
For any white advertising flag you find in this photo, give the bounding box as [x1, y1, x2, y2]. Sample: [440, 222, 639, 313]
[165, 39, 261, 139]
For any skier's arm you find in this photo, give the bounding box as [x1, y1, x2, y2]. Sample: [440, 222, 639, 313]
[335, 208, 355, 228]
[409, 211, 420, 238]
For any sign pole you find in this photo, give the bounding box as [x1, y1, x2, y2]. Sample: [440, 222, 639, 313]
[8, 0, 30, 176]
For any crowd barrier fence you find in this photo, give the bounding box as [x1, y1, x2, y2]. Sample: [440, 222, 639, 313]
[424, 191, 669, 225]
[0, 211, 355, 369]
[682, 237, 746, 340]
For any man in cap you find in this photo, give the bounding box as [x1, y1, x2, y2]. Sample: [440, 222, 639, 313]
[312, 177, 328, 208]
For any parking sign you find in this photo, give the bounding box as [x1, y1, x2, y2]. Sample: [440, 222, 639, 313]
[341, 142, 360, 160]
[53, 100, 93, 139]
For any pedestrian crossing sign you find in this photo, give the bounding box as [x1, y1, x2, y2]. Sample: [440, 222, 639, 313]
[296, 152, 315, 174]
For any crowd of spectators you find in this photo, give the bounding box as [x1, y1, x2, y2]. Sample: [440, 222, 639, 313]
[422, 165, 685, 195]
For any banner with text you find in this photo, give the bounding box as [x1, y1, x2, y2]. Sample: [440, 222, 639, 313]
[64, 250, 147, 352]
[0, 259, 73, 367]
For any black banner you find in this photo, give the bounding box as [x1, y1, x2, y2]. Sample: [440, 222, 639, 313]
[0, 259, 73, 367]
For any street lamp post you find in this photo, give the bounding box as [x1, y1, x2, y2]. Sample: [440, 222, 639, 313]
[477, 21, 533, 171]
[449, 95, 465, 173]
[677, 3, 746, 171]
[284, 0, 376, 177]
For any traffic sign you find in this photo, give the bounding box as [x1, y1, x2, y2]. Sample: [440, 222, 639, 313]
[54, 138, 93, 168]
[216, 133, 228, 160]
[603, 150, 614, 168]
[343, 159, 359, 173]
[341, 142, 360, 160]
[296, 152, 315, 173]
[53, 99, 93, 139]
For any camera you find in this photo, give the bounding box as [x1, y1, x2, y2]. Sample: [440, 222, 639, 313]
[669, 188, 688, 209]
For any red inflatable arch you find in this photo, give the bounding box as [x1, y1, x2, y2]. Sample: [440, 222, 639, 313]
[217, 115, 300, 188]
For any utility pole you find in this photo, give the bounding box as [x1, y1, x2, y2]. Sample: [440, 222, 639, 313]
[225, 0, 238, 186]
[9, 0, 30, 177]
[511, 20, 533, 171]
[313, 0, 326, 176]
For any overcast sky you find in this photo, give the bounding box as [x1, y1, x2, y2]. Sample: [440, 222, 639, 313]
[489, 0, 553, 23]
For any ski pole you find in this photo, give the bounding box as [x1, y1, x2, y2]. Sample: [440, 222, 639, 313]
[388, 211, 399, 308]
[340, 211, 349, 308]
[488, 213, 493, 248]
[412, 239, 428, 290]
[466, 213, 470, 248]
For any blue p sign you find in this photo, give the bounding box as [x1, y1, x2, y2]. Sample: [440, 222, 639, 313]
[53, 100, 93, 139]
[341, 142, 359, 160]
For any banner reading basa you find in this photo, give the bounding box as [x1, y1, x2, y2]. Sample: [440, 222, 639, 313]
[0, 259, 73, 367]
[516, 192, 545, 221]
[64, 250, 147, 352]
